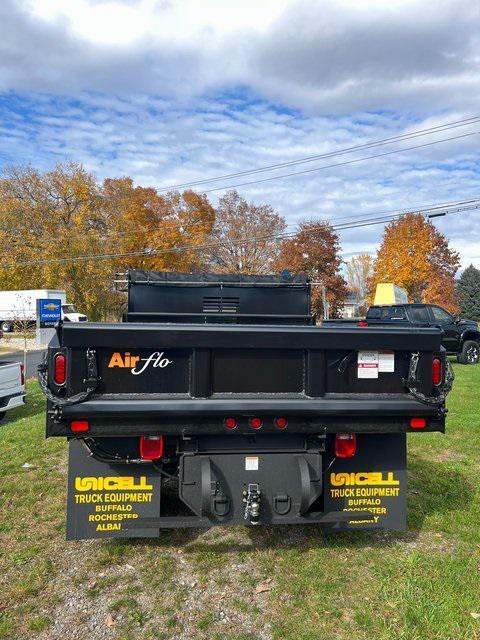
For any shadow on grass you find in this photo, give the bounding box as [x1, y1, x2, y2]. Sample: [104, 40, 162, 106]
[106, 454, 474, 555]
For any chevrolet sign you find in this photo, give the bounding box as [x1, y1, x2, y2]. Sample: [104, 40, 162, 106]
[38, 298, 62, 327]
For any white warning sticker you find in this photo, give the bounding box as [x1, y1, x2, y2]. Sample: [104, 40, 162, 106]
[245, 456, 259, 471]
[379, 351, 395, 373]
[358, 351, 379, 378]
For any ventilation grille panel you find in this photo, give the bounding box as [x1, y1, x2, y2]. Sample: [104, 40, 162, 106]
[203, 296, 239, 314]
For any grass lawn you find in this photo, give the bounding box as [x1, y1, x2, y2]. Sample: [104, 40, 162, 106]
[0, 363, 479, 640]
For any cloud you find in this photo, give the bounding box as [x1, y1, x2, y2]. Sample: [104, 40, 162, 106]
[1, 91, 479, 267]
[248, 0, 480, 112]
[1, 1, 480, 269]
[0, 0, 479, 112]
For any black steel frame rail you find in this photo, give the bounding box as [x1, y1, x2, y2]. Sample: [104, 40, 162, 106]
[123, 510, 375, 529]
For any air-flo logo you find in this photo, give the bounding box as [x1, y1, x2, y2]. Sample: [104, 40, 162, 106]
[108, 351, 173, 375]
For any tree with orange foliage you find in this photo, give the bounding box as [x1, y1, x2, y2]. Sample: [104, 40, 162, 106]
[0, 162, 115, 320]
[273, 220, 348, 319]
[101, 178, 215, 272]
[372, 213, 460, 312]
[0, 165, 216, 321]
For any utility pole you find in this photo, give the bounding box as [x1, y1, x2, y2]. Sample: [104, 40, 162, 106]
[321, 284, 329, 320]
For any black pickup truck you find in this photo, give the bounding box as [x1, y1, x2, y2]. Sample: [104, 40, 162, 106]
[39, 271, 453, 540]
[363, 304, 480, 364]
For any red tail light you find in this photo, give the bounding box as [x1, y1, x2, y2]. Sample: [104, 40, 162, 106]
[432, 357, 442, 386]
[224, 417, 237, 430]
[140, 435, 164, 460]
[249, 417, 262, 430]
[358, 320, 368, 327]
[71, 420, 89, 433]
[274, 417, 288, 430]
[20, 363, 25, 386]
[410, 417, 426, 429]
[335, 433, 357, 458]
[54, 353, 66, 385]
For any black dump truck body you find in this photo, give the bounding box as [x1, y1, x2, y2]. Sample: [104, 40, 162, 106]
[40, 271, 453, 539]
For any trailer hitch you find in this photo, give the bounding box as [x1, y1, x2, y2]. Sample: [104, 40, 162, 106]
[243, 483, 261, 525]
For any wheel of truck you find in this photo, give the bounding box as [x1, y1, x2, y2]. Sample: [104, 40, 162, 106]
[0, 412, 6, 422]
[1, 321, 12, 333]
[457, 340, 480, 364]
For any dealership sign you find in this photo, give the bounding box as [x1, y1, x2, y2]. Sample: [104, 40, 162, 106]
[37, 299, 62, 328]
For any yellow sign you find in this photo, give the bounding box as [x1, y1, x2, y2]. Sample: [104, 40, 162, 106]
[75, 476, 153, 492]
[330, 472, 399, 487]
[373, 283, 408, 305]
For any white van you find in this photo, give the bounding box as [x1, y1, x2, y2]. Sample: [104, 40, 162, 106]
[0, 289, 87, 332]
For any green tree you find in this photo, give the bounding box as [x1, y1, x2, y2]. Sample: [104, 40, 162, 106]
[456, 264, 480, 320]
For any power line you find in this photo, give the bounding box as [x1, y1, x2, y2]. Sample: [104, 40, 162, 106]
[8, 202, 479, 269]
[103, 196, 480, 243]
[157, 114, 480, 191]
[201, 130, 480, 193]
[4, 196, 476, 247]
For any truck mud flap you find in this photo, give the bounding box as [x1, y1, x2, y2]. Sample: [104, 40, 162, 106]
[66, 440, 161, 540]
[179, 452, 323, 524]
[323, 433, 407, 532]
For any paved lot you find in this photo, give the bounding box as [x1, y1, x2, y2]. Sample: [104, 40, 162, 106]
[0, 349, 45, 378]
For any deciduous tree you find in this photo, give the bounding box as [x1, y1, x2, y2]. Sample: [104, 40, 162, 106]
[0, 165, 217, 321]
[0, 163, 115, 320]
[207, 190, 286, 273]
[100, 179, 215, 272]
[372, 213, 460, 312]
[345, 254, 374, 310]
[273, 220, 348, 318]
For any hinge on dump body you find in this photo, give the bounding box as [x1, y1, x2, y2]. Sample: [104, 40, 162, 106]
[403, 352, 454, 411]
[38, 349, 101, 408]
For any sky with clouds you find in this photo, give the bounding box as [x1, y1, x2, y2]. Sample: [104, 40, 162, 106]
[1, 0, 480, 268]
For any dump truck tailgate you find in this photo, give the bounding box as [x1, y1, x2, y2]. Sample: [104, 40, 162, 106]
[46, 322, 446, 436]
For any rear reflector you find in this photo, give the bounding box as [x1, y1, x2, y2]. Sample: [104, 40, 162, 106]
[335, 433, 356, 458]
[249, 417, 262, 430]
[410, 417, 426, 429]
[54, 353, 66, 385]
[274, 417, 288, 430]
[432, 357, 442, 385]
[224, 417, 237, 430]
[20, 363, 25, 386]
[358, 320, 368, 327]
[140, 435, 164, 460]
[71, 420, 89, 433]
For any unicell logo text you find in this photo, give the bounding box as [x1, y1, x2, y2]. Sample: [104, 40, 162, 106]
[108, 351, 173, 375]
